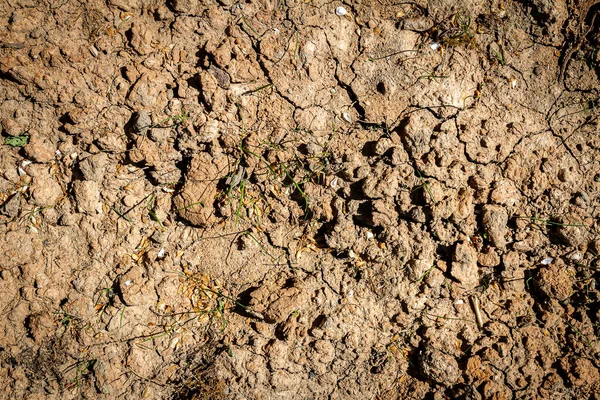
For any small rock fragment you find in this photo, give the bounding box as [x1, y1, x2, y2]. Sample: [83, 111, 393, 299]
[174, 152, 221, 227]
[208, 65, 231, 89]
[362, 165, 398, 198]
[249, 280, 309, 324]
[556, 217, 586, 247]
[490, 180, 520, 207]
[78, 152, 109, 182]
[73, 181, 102, 214]
[477, 247, 500, 267]
[132, 110, 152, 133]
[481, 205, 508, 248]
[119, 265, 157, 306]
[451, 241, 479, 288]
[24, 135, 56, 163]
[540, 257, 553, 265]
[419, 348, 460, 384]
[2, 193, 21, 217]
[373, 137, 394, 156]
[28, 165, 63, 207]
[535, 259, 574, 300]
[399, 110, 437, 158]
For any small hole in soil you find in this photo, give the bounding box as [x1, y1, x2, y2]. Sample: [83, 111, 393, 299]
[311, 315, 328, 329]
[124, 28, 133, 43]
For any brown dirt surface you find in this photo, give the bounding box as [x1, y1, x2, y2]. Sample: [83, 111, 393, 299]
[1, 0, 600, 399]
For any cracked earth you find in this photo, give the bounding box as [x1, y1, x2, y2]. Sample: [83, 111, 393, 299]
[1, 0, 600, 399]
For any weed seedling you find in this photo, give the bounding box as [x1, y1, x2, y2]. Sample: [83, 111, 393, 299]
[421, 309, 477, 325]
[414, 264, 437, 284]
[110, 205, 132, 223]
[94, 286, 116, 320]
[241, 83, 274, 96]
[369, 48, 418, 62]
[440, 11, 476, 48]
[525, 276, 534, 290]
[516, 216, 585, 227]
[176, 201, 205, 212]
[55, 309, 82, 330]
[415, 67, 449, 83]
[64, 358, 96, 389]
[564, 318, 592, 347]
[4, 135, 29, 147]
[146, 194, 165, 229]
[491, 43, 505, 66]
[281, 163, 309, 210]
[413, 170, 435, 202]
[156, 110, 188, 128]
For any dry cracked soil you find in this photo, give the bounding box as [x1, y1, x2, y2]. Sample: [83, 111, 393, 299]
[1, 0, 600, 399]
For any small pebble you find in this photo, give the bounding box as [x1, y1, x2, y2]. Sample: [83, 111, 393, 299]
[132, 110, 152, 133]
[330, 176, 339, 189]
[335, 6, 347, 16]
[540, 257, 554, 265]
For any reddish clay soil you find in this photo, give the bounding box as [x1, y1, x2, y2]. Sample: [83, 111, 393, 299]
[1, 0, 600, 399]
